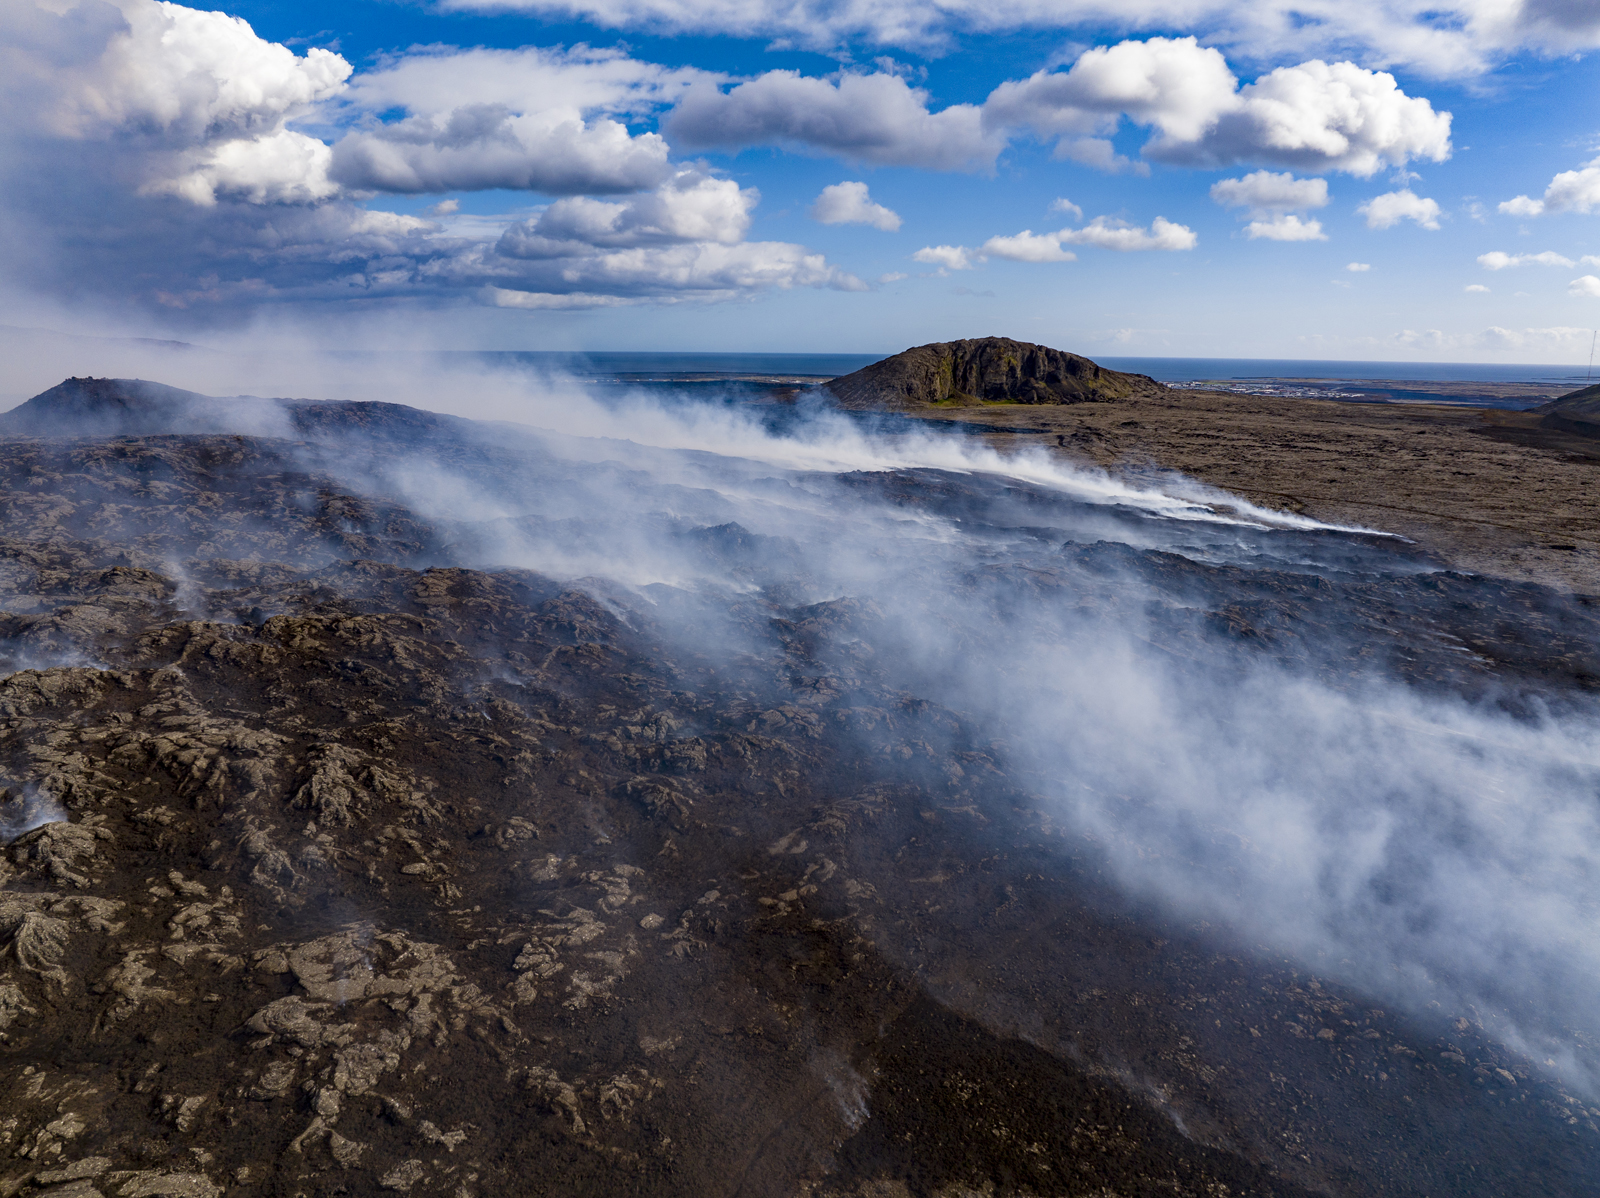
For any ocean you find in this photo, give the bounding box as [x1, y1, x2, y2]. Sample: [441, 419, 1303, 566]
[440, 350, 1593, 410]
[445, 350, 1595, 386]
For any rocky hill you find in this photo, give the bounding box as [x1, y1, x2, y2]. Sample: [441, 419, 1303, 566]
[0, 376, 473, 442]
[1538, 382, 1600, 433]
[824, 337, 1166, 409]
[0, 377, 243, 438]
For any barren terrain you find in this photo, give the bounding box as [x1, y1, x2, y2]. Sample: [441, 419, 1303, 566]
[0, 374, 1596, 1198]
[907, 389, 1600, 594]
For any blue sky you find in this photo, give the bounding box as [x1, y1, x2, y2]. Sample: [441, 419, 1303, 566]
[3, 0, 1600, 360]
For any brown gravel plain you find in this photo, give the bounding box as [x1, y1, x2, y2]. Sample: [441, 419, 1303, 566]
[901, 387, 1600, 595]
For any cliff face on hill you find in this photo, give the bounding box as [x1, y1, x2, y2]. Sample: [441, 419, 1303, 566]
[824, 338, 1166, 409]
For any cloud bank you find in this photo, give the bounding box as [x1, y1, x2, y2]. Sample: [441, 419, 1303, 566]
[938, 213, 1198, 267]
[429, 0, 1600, 76]
[677, 40, 1452, 180]
[665, 71, 1001, 170]
[0, 0, 864, 318]
[1477, 250, 1574, 270]
[0, 1, 1495, 328]
[987, 40, 1451, 178]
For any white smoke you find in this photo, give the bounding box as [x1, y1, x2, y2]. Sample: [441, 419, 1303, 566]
[450, 375, 1600, 1095]
[0, 785, 69, 845]
[6, 344, 1600, 1099]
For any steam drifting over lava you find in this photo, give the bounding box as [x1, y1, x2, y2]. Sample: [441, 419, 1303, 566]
[0, 368, 1595, 1196]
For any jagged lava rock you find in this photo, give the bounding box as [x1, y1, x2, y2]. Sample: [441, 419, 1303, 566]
[824, 337, 1166, 409]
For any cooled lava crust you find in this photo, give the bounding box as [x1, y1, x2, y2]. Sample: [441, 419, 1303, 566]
[0, 381, 1594, 1198]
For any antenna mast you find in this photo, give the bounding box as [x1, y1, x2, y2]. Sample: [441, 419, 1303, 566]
[1589, 329, 1598, 384]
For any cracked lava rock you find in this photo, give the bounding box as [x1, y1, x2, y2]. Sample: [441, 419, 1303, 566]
[0, 377, 1597, 1198]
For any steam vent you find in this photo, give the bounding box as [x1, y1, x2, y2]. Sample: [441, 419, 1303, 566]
[824, 336, 1167, 408]
[0, 371, 1596, 1198]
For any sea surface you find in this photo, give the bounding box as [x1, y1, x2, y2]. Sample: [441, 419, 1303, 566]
[443, 350, 1594, 410]
[1097, 356, 1594, 384]
[446, 350, 1595, 386]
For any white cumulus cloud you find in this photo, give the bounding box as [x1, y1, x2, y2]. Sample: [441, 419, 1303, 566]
[1358, 189, 1442, 229]
[1477, 250, 1576, 270]
[149, 127, 342, 206]
[0, 0, 352, 205]
[1060, 215, 1197, 251]
[913, 245, 976, 270]
[975, 214, 1198, 261]
[1499, 158, 1600, 218]
[1211, 170, 1329, 211]
[659, 40, 1448, 180]
[329, 107, 670, 196]
[1499, 195, 1547, 218]
[985, 39, 1450, 178]
[1245, 214, 1328, 240]
[1570, 275, 1600, 298]
[980, 230, 1077, 263]
[335, 43, 703, 119]
[0, 1, 867, 314]
[498, 170, 755, 256]
[487, 239, 866, 302]
[1214, 170, 1329, 241]
[1054, 136, 1150, 175]
[1347, 262, 1371, 271]
[809, 181, 901, 230]
[1465, 283, 1489, 292]
[324, 44, 705, 196]
[664, 72, 1000, 171]
[488, 288, 642, 309]
[984, 37, 1238, 146]
[479, 169, 864, 299]
[4, 0, 351, 141]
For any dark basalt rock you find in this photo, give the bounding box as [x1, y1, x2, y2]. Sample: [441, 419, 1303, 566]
[0, 378, 1593, 1198]
[824, 337, 1166, 409]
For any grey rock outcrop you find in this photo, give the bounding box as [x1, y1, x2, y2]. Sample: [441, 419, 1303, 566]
[824, 337, 1166, 409]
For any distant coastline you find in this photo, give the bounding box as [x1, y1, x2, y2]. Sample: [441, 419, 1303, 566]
[427, 350, 1594, 409]
[426, 349, 1595, 386]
